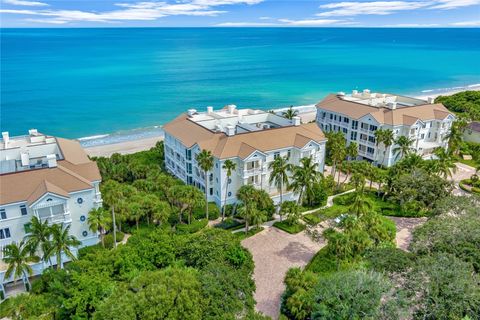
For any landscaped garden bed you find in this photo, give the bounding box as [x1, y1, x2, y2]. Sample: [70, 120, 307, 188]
[273, 221, 306, 234]
[235, 227, 264, 240]
[459, 178, 480, 194]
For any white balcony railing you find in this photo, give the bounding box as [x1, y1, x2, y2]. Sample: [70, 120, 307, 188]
[40, 211, 72, 225]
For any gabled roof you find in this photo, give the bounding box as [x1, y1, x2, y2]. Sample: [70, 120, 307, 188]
[163, 114, 327, 160]
[27, 180, 69, 206]
[316, 94, 454, 126]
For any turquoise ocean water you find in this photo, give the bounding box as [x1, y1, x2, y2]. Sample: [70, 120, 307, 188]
[1, 28, 479, 146]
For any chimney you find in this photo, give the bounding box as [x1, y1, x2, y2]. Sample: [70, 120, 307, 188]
[226, 125, 235, 136]
[427, 97, 435, 104]
[207, 106, 213, 114]
[21, 152, 29, 167]
[2, 132, 9, 148]
[227, 104, 236, 114]
[387, 102, 397, 110]
[292, 116, 301, 126]
[47, 154, 57, 168]
[187, 109, 197, 117]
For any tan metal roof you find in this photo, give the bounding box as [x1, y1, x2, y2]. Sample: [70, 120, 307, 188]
[0, 138, 101, 206]
[316, 94, 454, 126]
[163, 114, 326, 160]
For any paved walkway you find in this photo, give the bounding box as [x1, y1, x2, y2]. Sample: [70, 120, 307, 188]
[388, 216, 427, 251]
[242, 227, 324, 319]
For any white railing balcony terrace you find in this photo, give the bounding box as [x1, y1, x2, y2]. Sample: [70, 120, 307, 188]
[40, 211, 72, 225]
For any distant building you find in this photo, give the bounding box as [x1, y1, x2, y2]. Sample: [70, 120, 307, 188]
[0, 130, 102, 284]
[163, 105, 327, 207]
[316, 90, 456, 166]
[464, 122, 480, 143]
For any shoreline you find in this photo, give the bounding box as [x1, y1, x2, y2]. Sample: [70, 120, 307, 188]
[83, 87, 479, 158]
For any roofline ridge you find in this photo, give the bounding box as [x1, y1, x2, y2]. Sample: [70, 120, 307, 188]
[57, 163, 92, 187]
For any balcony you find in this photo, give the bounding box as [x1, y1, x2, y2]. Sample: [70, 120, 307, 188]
[40, 211, 72, 225]
[242, 167, 263, 178]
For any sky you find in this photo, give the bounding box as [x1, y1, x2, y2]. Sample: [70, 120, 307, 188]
[0, 0, 479, 28]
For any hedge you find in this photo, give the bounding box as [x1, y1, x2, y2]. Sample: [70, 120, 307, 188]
[104, 231, 125, 248]
[176, 219, 208, 234]
[273, 221, 306, 234]
[214, 218, 244, 230]
[193, 202, 220, 220]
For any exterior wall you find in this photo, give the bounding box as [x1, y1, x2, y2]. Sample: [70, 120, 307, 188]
[0, 184, 102, 284]
[164, 132, 327, 207]
[316, 108, 453, 167]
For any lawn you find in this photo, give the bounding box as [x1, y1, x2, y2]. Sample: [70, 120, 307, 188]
[273, 221, 306, 234]
[235, 227, 264, 240]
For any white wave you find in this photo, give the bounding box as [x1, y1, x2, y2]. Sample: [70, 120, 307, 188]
[77, 134, 109, 141]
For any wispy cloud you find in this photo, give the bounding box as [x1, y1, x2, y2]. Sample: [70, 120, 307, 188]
[317, 1, 428, 17]
[317, 0, 480, 17]
[215, 21, 277, 26]
[383, 23, 441, 27]
[2, 0, 48, 6]
[430, 0, 480, 9]
[450, 20, 480, 26]
[0, 0, 263, 24]
[278, 18, 345, 26]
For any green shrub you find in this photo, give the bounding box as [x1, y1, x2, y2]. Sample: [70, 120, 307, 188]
[472, 187, 480, 194]
[234, 227, 263, 240]
[176, 219, 208, 234]
[306, 247, 338, 274]
[332, 193, 354, 206]
[273, 221, 306, 234]
[364, 247, 414, 273]
[104, 231, 125, 248]
[303, 213, 322, 225]
[193, 202, 220, 220]
[214, 218, 243, 230]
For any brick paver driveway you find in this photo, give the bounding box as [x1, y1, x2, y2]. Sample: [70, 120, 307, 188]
[242, 227, 324, 319]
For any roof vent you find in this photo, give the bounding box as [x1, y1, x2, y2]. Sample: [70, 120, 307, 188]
[28, 129, 38, 136]
[21, 152, 30, 167]
[387, 102, 397, 110]
[292, 116, 301, 126]
[227, 104, 236, 114]
[187, 109, 197, 117]
[46, 154, 57, 168]
[207, 106, 214, 114]
[226, 125, 235, 136]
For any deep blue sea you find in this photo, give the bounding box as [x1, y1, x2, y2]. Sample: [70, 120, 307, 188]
[1, 28, 479, 145]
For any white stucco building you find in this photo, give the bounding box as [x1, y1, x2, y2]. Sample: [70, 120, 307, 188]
[0, 130, 102, 287]
[316, 90, 455, 167]
[163, 105, 327, 207]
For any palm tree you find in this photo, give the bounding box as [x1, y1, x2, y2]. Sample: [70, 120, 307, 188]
[282, 106, 298, 120]
[445, 120, 467, 156]
[290, 157, 319, 206]
[382, 129, 394, 166]
[222, 159, 236, 221]
[101, 180, 125, 244]
[172, 185, 205, 224]
[88, 208, 110, 247]
[237, 185, 257, 234]
[433, 147, 457, 179]
[350, 191, 372, 217]
[393, 136, 414, 161]
[196, 149, 214, 220]
[48, 224, 80, 270]
[269, 156, 291, 218]
[24, 216, 53, 266]
[129, 202, 144, 230]
[250, 208, 267, 230]
[152, 201, 171, 225]
[346, 142, 358, 161]
[3, 241, 39, 291]
[350, 171, 366, 193]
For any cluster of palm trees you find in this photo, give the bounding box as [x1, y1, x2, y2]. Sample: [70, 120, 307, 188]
[3, 218, 80, 291]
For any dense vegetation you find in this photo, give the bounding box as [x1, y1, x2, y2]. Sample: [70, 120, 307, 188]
[435, 90, 480, 120]
[282, 195, 480, 320]
[0, 227, 268, 319]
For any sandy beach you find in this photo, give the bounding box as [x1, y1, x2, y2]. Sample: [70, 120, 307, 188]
[83, 88, 479, 158]
[85, 136, 162, 157]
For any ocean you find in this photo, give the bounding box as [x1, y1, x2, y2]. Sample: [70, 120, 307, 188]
[1, 28, 479, 146]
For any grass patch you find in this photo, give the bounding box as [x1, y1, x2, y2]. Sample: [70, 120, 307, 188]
[235, 227, 264, 240]
[303, 213, 322, 225]
[175, 219, 208, 234]
[273, 221, 306, 234]
[214, 218, 244, 230]
[456, 156, 479, 168]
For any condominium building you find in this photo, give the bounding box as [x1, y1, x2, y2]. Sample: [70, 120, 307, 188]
[163, 105, 327, 207]
[0, 130, 102, 285]
[316, 90, 455, 167]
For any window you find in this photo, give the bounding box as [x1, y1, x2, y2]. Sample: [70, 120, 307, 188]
[20, 205, 28, 216]
[361, 123, 369, 130]
[330, 113, 333, 120]
[287, 150, 291, 159]
[351, 120, 358, 130]
[428, 132, 431, 139]
[368, 136, 376, 143]
[186, 149, 192, 161]
[342, 128, 348, 134]
[82, 231, 88, 237]
[274, 152, 280, 159]
[0, 209, 6, 220]
[334, 115, 337, 121]
[421, 134, 425, 139]
[0, 228, 11, 239]
[209, 188, 213, 196]
[350, 131, 357, 140]
[369, 125, 378, 132]
[367, 147, 375, 154]
[228, 178, 232, 184]
[77, 198, 83, 204]
[228, 192, 232, 197]
[343, 117, 349, 123]
[410, 128, 416, 135]
[187, 163, 192, 174]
